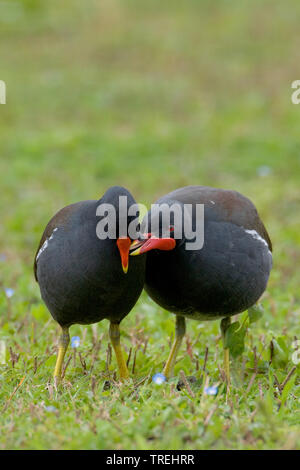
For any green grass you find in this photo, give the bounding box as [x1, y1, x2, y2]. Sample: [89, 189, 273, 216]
[0, 0, 299, 450]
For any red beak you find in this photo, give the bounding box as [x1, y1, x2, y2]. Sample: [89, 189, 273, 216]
[130, 235, 176, 256]
[117, 237, 132, 273]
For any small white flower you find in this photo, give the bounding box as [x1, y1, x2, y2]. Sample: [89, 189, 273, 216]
[4, 288, 14, 298]
[45, 405, 57, 413]
[71, 336, 80, 348]
[204, 385, 218, 396]
[152, 373, 166, 385]
[257, 166, 272, 177]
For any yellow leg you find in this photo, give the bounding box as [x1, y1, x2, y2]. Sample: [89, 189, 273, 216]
[54, 326, 70, 384]
[224, 348, 230, 384]
[109, 322, 129, 381]
[220, 317, 231, 386]
[163, 315, 186, 379]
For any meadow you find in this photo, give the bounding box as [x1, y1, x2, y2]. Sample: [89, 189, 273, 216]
[0, 0, 299, 450]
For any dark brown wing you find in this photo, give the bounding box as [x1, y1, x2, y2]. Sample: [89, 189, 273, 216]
[34, 201, 91, 281]
[158, 185, 272, 252]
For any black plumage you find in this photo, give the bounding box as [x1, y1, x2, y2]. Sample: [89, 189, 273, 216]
[34, 186, 145, 382]
[131, 185, 272, 382]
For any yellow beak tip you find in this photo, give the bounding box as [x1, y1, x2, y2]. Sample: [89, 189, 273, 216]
[129, 248, 141, 257]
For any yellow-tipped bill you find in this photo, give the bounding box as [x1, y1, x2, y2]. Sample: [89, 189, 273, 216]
[130, 236, 176, 256]
[117, 237, 131, 273]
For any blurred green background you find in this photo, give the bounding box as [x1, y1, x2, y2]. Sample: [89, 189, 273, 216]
[1, 0, 300, 288]
[0, 0, 299, 450]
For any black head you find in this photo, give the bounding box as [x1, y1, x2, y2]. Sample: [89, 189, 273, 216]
[129, 198, 185, 256]
[97, 186, 140, 272]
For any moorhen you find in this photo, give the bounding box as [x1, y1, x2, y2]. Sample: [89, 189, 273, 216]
[130, 185, 272, 384]
[34, 186, 145, 383]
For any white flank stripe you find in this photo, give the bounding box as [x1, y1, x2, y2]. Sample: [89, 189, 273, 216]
[245, 229, 271, 254]
[36, 228, 58, 261]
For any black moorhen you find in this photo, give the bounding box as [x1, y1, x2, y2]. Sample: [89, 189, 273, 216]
[34, 186, 145, 383]
[130, 185, 272, 384]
